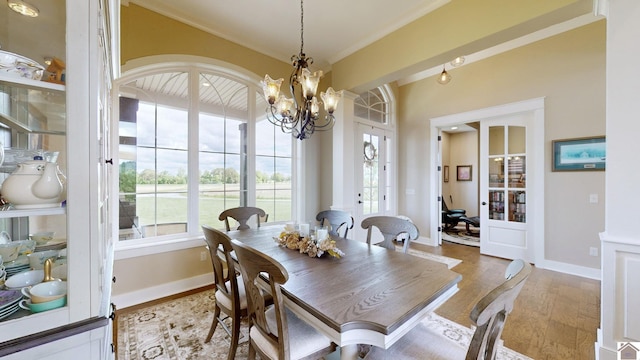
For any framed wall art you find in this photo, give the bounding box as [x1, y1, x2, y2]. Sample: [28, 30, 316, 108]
[443, 165, 449, 182]
[457, 165, 472, 181]
[552, 136, 605, 171]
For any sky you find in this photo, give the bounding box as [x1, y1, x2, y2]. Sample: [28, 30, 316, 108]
[119, 101, 293, 178]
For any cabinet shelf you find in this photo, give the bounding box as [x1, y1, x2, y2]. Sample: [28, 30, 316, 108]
[0, 75, 66, 135]
[0, 206, 66, 219]
[0, 75, 65, 92]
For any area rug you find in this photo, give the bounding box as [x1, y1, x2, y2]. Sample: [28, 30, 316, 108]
[395, 244, 462, 269]
[443, 224, 480, 247]
[117, 290, 532, 360]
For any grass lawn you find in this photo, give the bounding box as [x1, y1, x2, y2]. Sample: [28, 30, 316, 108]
[128, 183, 292, 235]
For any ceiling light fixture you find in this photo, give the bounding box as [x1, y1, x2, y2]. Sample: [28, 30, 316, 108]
[261, 0, 343, 140]
[437, 65, 452, 85]
[450, 56, 465, 67]
[7, 0, 39, 17]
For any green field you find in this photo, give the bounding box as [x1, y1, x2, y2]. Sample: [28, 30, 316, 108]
[128, 183, 292, 235]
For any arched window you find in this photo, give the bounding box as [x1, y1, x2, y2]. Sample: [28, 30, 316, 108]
[116, 63, 293, 242]
[354, 87, 390, 124]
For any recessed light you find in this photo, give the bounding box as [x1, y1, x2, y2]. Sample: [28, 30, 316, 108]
[450, 56, 465, 67]
[7, 0, 39, 17]
[451, 126, 458, 130]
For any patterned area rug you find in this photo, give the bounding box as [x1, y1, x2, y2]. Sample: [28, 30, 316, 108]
[117, 290, 531, 360]
[443, 224, 480, 247]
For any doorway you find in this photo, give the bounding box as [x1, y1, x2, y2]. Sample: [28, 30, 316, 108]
[353, 123, 394, 241]
[430, 98, 544, 263]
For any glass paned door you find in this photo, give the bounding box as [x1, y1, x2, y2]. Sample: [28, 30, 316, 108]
[354, 124, 393, 241]
[481, 119, 533, 262]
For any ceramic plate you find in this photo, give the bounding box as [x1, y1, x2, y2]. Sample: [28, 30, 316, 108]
[0, 290, 22, 310]
[0, 304, 20, 321]
[35, 239, 67, 251]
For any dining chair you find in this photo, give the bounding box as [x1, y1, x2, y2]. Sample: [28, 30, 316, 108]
[315, 209, 354, 238]
[230, 239, 337, 360]
[361, 215, 419, 253]
[201, 225, 247, 360]
[218, 206, 267, 231]
[363, 259, 532, 360]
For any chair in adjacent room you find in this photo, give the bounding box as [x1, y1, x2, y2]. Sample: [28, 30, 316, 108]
[219, 206, 267, 231]
[361, 215, 419, 253]
[230, 239, 337, 360]
[315, 209, 354, 238]
[201, 225, 247, 360]
[363, 259, 532, 360]
[442, 198, 466, 230]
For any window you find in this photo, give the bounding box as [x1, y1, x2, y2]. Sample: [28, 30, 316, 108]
[354, 87, 390, 124]
[117, 65, 293, 242]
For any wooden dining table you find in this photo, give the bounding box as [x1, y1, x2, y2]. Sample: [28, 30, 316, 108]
[228, 225, 462, 360]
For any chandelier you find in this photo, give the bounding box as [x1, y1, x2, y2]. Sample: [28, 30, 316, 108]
[261, 0, 343, 140]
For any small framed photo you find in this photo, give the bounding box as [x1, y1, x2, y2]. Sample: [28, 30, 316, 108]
[552, 136, 606, 171]
[457, 165, 472, 181]
[443, 165, 449, 182]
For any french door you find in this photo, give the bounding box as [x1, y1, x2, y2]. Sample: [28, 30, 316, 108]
[480, 115, 536, 262]
[353, 124, 394, 241]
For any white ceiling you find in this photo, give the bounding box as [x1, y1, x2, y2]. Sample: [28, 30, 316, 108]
[127, 0, 449, 70]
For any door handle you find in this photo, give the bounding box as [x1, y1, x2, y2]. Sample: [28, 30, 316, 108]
[481, 201, 487, 205]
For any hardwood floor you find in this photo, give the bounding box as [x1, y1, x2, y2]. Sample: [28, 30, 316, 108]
[411, 241, 601, 360]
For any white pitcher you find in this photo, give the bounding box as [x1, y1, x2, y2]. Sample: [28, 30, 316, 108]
[1, 158, 63, 209]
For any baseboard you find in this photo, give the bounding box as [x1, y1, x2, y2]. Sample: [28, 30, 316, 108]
[111, 273, 213, 309]
[596, 327, 617, 360]
[413, 236, 437, 246]
[537, 259, 601, 280]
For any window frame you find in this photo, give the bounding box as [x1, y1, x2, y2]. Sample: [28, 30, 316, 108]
[112, 59, 296, 259]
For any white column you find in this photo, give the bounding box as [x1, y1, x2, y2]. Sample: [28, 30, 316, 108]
[599, 1, 640, 359]
[331, 91, 358, 217]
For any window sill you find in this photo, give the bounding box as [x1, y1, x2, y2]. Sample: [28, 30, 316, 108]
[114, 234, 205, 260]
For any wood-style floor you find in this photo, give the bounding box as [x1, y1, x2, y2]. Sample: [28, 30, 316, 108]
[411, 241, 601, 360]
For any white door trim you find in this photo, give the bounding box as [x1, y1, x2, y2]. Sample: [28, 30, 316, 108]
[429, 97, 545, 264]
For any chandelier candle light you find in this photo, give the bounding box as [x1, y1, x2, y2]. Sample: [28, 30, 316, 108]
[261, 0, 343, 140]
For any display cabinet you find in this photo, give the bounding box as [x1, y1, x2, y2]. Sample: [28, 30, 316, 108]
[0, 0, 116, 358]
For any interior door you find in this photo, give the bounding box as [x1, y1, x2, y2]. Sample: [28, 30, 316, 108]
[353, 124, 390, 241]
[480, 117, 534, 262]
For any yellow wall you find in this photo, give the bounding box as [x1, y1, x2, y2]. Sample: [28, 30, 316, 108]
[120, 4, 291, 81]
[331, 0, 592, 93]
[398, 20, 606, 267]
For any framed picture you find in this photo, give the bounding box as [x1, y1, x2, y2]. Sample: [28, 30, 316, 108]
[443, 165, 449, 182]
[552, 136, 606, 171]
[457, 165, 472, 181]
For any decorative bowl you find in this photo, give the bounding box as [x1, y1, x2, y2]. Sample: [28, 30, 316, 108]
[13, 239, 36, 255]
[0, 50, 45, 80]
[29, 232, 56, 246]
[27, 249, 59, 270]
[0, 242, 20, 262]
[4, 269, 44, 289]
[19, 296, 66, 313]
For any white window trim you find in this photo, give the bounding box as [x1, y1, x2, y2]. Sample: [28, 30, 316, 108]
[112, 55, 298, 259]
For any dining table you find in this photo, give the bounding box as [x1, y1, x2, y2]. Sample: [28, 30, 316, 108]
[227, 224, 462, 360]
